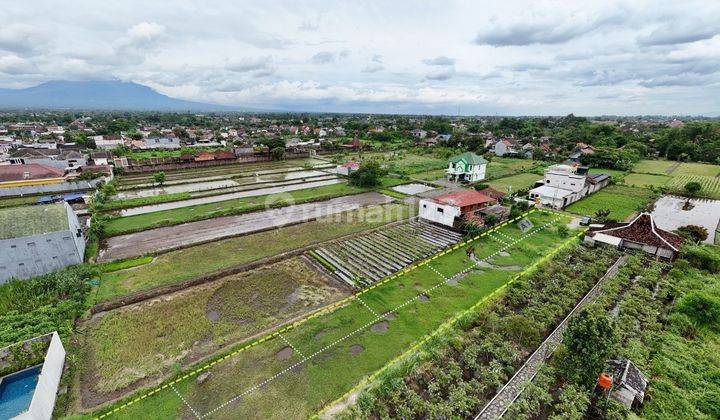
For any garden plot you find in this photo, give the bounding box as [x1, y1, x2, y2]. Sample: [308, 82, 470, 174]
[313, 220, 463, 288]
[665, 174, 720, 199]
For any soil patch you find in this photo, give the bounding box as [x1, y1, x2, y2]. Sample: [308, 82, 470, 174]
[314, 330, 327, 340]
[418, 293, 430, 302]
[206, 309, 220, 322]
[371, 321, 389, 333]
[276, 346, 294, 361]
[446, 277, 458, 286]
[349, 344, 364, 356]
[384, 312, 397, 320]
[499, 251, 510, 257]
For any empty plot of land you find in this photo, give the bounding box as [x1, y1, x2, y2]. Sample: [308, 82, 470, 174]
[99, 192, 394, 261]
[119, 176, 340, 216]
[80, 257, 349, 407]
[314, 220, 463, 287]
[391, 183, 435, 195]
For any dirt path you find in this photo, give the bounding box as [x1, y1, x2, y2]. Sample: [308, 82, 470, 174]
[665, 161, 681, 174]
[98, 192, 393, 261]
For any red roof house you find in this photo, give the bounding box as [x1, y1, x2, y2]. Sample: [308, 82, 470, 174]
[194, 152, 215, 162]
[0, 163, 65, 186]
[213, 150, 237, 160]
[585, 213, 684, 260]
[419, 189, 499, 228]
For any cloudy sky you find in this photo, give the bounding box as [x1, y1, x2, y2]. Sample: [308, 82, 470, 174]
[1, 0, 719, 115]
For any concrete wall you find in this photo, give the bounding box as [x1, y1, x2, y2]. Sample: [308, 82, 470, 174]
[419, 199, 459, 227]
[16, 332, 65, 420]
[0, 204, 84, 283]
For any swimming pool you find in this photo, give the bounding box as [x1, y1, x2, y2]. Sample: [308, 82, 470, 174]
[0, 365, 41, 419]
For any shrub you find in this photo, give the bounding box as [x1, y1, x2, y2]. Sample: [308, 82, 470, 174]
[674, 225, 709, 244]
[681, 245, 720, 273]
[348, 159, 387, 187]
[677, 291, 720, 326]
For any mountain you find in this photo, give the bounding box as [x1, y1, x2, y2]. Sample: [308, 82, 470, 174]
[0, 80, 241, 111]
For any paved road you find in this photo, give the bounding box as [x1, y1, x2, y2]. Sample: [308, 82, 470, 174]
[98, 192, 394, 262]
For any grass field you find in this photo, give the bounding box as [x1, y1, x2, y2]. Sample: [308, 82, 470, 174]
[0, 196, 38, 208]
[486, 157, 543, 180]
[589, 167, 626, 180]
[95, 203, 411, 302]
[676, 162, 720, 177]
[566, 185, 656, 220]
[103, 182, 363, 236]
[633, 159, 679, 175]
[81, 257, 348, 396]
[665, 174, 720, 199]
[487, 172, 540, 194]
[82, 211, 572, 419]
[623, 173, 670, 188]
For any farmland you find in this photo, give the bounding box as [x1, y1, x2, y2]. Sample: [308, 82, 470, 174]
[565, 185, 656, 221]
[79, 257, 349, 402]
[632, 159, 680, 174]
[623, 172, 670, 188]
[665, 174, 720, 199]
[84, 211, 574, 419]
[95, 203, 412, 302]
[103, 181, 366, 236]
[486, 157, 543, 180]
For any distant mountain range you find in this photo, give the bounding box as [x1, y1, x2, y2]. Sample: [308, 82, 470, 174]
[0, 80, 243, 111]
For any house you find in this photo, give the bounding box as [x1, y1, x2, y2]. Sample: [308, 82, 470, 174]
[141, 136, 181, 149]
[410, 129, 427, 139]
[212, 150, 237, 161]
[419, 189, 498, 228]
[493, 139, 520, 156]
[584, 213, 683, 260]
[446, 152, 488, 183]
[194, 152, 215, 162]
[475, 187, 505, 201]
[93, 135, 124, 150]
[528, 164, 611, 209]
[337, 161, 360, 176]
[90, 151, 111, 166]
[341, 138, 366, 150]
[606, 358, 648, 410]
[0, 164, 66, 188]
[0, 203, 85, 283]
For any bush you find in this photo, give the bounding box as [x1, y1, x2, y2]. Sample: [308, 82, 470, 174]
[681, 245, 720, 273]
[677, 291, 720, 326]
[348, 159, 387, 187]
[674, 225, 709, 244]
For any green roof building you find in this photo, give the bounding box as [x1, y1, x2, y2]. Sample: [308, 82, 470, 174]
[446, 152, 488, 183]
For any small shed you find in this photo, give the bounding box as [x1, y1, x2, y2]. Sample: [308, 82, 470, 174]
[607, 358, 648, 410]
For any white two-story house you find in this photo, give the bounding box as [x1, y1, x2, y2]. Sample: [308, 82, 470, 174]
[446, 152, 487, 183]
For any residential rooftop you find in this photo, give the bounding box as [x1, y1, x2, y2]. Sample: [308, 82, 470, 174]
[0, 202, 69, 240]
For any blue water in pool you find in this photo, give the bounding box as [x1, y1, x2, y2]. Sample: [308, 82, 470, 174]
[0, 365, 41, 419]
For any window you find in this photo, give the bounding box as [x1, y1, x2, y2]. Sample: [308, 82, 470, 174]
[422, 204, 427, 208]
[52, 256, 58, 260]
[46, 238, 52, 242]
[437, 208, 444, 213]
[27, 242, 35, 247]
[18, 263, 24, 266]
[10, 244, 16, 249]
[63, 236, 71, 241]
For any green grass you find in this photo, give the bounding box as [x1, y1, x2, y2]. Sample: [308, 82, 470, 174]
[487, 172, 540, 194]
[623, 173, 670, 188]
[96, 256, 155, 273]
[102, 182, 366, 236]
[82, 211, 572, 419]
[376, 188, 407, 199]
[0, 196, 38, 209]
[81, 257, 348, 395]
[589, 167, 626, 180]
[676, 162, 720, 177]
[99, 192, 192, 212]
[566, 185, 656, 220]
[411, 168, 447, 181]
[95, 203, 412, 302]
[665, 174, 720, 199]
[486, 157, 544, 179]
[633, 159, 679, 175]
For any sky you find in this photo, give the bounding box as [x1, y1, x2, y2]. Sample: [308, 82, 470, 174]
[0, 0, 719, 115]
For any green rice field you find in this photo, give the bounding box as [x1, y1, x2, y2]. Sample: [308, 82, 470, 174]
[565, 185, 656, 221]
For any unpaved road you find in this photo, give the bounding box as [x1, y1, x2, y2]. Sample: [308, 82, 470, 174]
[99, 192, 393, 261]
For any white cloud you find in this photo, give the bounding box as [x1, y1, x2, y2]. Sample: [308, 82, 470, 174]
[0, 0, 717, 115]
